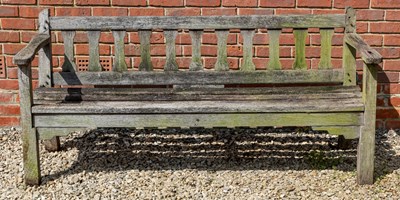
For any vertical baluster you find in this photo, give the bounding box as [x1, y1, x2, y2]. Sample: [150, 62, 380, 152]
[215, 30, 229, 71]
[268, 29, 282, 70]
[164, 30, 179, 71]
[189, 30, 203, 71]
[112, 31, 127, 72]
[319, 29, 334, 69]
[139, 30, 153, 71]
[38, 9, 52, 87]
[293, 29, 308, 70]
[343, 7, 357, 86]
[61, 31, 76, 72]
[88, 31, 101, 72]
[240, 30, 255, 71]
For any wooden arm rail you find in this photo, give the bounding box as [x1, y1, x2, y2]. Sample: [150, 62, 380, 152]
[14, 34, 51, 66]
[344, 33, 383, 65]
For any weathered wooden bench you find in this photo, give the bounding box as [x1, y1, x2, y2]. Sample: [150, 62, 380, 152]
[14, 7, 382, 185]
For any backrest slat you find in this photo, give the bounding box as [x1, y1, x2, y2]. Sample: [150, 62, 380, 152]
[319, 28, 334, 69]
[189, 30, 203, 71]
[112, 30, 128, 72]
[240, 30, 256, 71]
[215, 30, 229, 71]
[164, 30, 179, 71]
[49, 15, 345, 30]
[61, 31, 76, 72]
[267, 29, 282, 70]
[38, 9, 52, 87]
[138, 30, 153, 71]
[88, 31, 102, 71]
[293, 29, 308, 70]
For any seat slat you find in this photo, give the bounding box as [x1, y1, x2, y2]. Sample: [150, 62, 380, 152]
[52, 70, 344, 85]
[34, 86, 362, 102]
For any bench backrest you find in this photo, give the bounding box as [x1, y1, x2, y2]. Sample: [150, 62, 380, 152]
[37, 8, 357, 87]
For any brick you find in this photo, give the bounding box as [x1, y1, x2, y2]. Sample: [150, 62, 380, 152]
[311, 34, 344, 46]
[312, 9, 343, 14]
[372, 0, 400, 8]
[260, 0, 295, 8]
[202, 8, 236, 16]
[356, 10, 384, 21]
[186, 0, 220, 7]
[166, 8, 201, 16]
[0, 6, 18, 17]
[377, 108, 400, 119]
[0, 80, 18, 90]
[356, 22, 368, 33]
[51, 44, 65, 56]
[93, 8, 128, 16]
[75, 44, 111, 55]
[129, 8, 164, 16]
[0, 31, 20, 43]
[360, 35, 383, 46]
[334, 0, 369, 8]
[204, 57, 239, 69]
[19, 7, 54, 18]
[176, 33, 192, 45]
[39, 0, 74, 5]
[255, 46, 292, 58]
[276, 9, 311, 15]
[388, 96, 400, 107]
[0, 117, 19, 127]
[202, 33, 237, 44]
[383, 84, 400, 94]
[298, 0, 332, 8]
[222, 0, 258, 7]
[1, 18, 36, 30]
[376, 48, 400, 59]
[383, 60, 400, 71]
[3, 44, 26, 55]
[377, 72, 399, 83]
[238, 8, 274, 15]
[371, 22, 400, 34]
[56, 8, 91, 16]
[384, 35, 400, 46]
[0, 93, 14, 103]
[149, 0, 183, 7]
[76, 0, 110, 5]
[386, 10, 400, 21]
[385, 120, 400, 129]
[2, 0, 35, 4]
[112, 0, 146, 6]
[0, 105, 20, 115]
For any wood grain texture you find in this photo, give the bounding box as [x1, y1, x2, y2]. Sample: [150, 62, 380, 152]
[318, 29, 334, 69]
[267, 29, 282, 70]
[18, 64, 41, 185]
[88, 31, 102, 72]
[61, 31, 76, 72]
[293, 29, 308, 70]
[164, 30, 179, 71]
[345, 33, 382, 65]
[52, 70, 344, 85]
[215, 30, 229, 71]
[189, 30, 203, 71]
[343, 7, 356, 86]
[13, 34, 50, 66]
[38, 9, 53, 88]
[34, 113, 362, 128]
[240, 30, 256, 71]
[138, 30, 153, 71]
[49, 15, 345, 30]
[112, 31, 128, 72]
[357, 63, 378, 185]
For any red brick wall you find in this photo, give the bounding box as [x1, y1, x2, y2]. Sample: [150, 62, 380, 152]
[0, 0, 399, 129]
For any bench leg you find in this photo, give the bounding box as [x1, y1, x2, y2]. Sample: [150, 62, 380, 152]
[357, 126, 375, 185]
[22, 128, 41, 185]
[43, 136, 61, 152]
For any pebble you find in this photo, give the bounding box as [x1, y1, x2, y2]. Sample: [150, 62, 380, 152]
[0, 127, 399, 199]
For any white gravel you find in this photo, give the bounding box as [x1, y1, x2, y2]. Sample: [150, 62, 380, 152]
[0, 127, 399, 199]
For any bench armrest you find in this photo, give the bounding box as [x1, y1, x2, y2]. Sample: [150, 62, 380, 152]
[13, 34, 51, 66]
[344, 33, 382, 65]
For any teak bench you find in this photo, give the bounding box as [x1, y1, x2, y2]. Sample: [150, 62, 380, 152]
[14, 7, 382, 185]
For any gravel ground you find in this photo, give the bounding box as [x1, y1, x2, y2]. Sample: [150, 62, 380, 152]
[0, 127, 399, 199]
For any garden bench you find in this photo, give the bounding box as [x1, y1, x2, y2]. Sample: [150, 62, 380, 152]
[14, 7, 382, 185]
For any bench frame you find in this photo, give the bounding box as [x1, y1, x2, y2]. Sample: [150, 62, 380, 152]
[14, 7, 382, 185]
